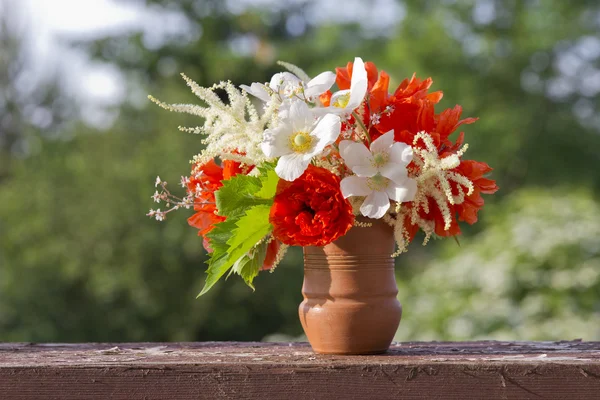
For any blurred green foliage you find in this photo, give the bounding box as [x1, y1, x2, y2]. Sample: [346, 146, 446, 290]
[396, 188, 600, 341]
[1, 0, 599, 342]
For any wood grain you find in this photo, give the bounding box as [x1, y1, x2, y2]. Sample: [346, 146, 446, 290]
[1, 341, 599, 399]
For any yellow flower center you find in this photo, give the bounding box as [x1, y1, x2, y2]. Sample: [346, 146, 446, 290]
[289, 131, 313, 153]
[367, 173, 390, 191]
[371, 152, 389, 168]
[332, 93, 350, 108]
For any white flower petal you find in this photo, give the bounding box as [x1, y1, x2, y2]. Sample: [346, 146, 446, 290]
[353, 165, 378, 177]
[389, 142, 414, 166]
[360, 191, 390, 219]
[339, 140, 372, 171]
[278, 100, 292, 119]
[369, 130, 394, 153]
[304, 71, 336, 98]
[269, 72, 301, 91]
[345, 57, 368, 111]
[307, 114, 341, 156]
[379, 163, 408, 185]
[261, 127, 292, 158]
[329, 89, 350, 108]
[385, 178, 418, 203]
[288, 100, 313, 132]
[240, 82, 271, 103]
[275, 153, 311, 181]
[340, 175, 372, 198]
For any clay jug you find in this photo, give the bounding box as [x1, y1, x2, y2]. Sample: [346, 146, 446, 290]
[299, 219, 402, 354]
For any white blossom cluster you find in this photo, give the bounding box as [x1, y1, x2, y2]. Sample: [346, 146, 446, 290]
[149, 75, 276, 168]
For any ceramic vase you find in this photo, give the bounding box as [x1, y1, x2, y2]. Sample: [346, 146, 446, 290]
[299, 219, 402, 355]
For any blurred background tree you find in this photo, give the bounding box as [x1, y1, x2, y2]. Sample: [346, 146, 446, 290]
[1, 0, 599, 342]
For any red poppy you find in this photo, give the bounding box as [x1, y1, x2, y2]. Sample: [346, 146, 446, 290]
[377, 76, 443, 145]
[453, 160, 499, 225]
[186, 159, 242, 238]
[186, 159, 227, 238]
[270, 165, 355, 246]
[436, 105, 478, 148]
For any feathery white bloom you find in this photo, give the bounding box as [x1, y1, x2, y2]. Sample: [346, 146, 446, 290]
[262, 100, 341, 181]
[149, 76, 275, 166]
[408, 131, 474, 233]
[317, 57, 368, 116]
[339, 130, 417, 219]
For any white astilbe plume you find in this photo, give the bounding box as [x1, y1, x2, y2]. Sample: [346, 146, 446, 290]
[408, 131, 474, 243]
[378, 131, 477, 256]
[148, 73, 278, 167]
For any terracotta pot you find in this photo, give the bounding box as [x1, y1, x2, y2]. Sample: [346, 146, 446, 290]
[299, 219, 402, 355]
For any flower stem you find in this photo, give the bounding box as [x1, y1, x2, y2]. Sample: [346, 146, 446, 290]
[352, 111, 371, 145]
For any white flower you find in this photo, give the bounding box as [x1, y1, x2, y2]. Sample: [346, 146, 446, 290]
[241, 71, 335, 103]
[317, 57, 368, 116]
[239, 82, 272, 103]
[339, 130, 417, 219]
[155, 176, 162, 187]
[180, 176, 190, 188]
[261, 100, 341, 181]
[303, 71, 336, 100]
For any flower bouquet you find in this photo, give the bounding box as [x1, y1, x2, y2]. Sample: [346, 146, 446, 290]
[148, 57, 498, 353]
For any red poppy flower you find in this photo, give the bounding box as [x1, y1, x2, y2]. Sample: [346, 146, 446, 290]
[270, 165, 355, 246]
[186, 159, 228, 238]
[453, 160, 499, 225]
[186, 159, 244, 236]
[436, 105, 478, 148]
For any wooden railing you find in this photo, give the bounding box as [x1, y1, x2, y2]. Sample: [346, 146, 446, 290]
[1, 341, 599, 399]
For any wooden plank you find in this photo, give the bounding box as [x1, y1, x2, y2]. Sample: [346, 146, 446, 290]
[1, 341, 599, 399]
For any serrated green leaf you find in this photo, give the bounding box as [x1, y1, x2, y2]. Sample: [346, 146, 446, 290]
[214, 174, 263, 218]
[226, 204, 272, 250]
[198, 204, 272, 297]
[214, 164, 278, 220]
[254, 166, 280, 199]
[204, 217, 236, 254]
[229, 240, 268, 290]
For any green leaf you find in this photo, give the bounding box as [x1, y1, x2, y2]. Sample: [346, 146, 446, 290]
[226, 204, 272, 250]
[198, 204, 272, 297]
[197, 164, 279, 296]
[214, 174, 263, 218]
[204, 218, 235, 254]
[214, 164, 280, 218]
[229, 240, 268, 290]
[254, 165, 280, 199]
